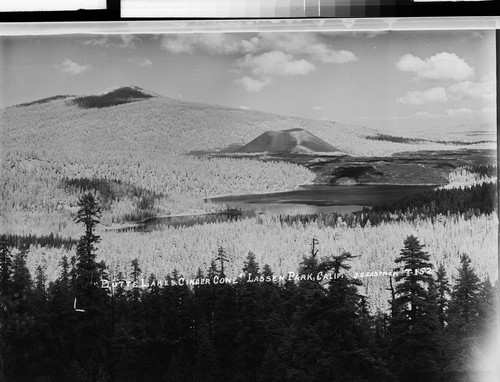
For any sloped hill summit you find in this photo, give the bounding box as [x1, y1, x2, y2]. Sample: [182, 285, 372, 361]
[3, 85, 478, 157]
[237, 128, 339, 154]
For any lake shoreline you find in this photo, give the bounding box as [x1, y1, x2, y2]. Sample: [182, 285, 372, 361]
[205, 181, 445, 201]
[106, 183, 440, 232]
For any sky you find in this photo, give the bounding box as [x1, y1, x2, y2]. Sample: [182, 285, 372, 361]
[0, 30, 496, 133]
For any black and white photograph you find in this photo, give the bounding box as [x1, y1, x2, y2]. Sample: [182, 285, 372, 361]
[0, 26, 498, 381]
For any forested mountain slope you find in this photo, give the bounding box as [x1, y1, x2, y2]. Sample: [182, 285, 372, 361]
[3, 86, 489, 157]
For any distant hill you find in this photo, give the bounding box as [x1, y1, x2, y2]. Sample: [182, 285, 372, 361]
[4, 86, 491, 157]
[404, 122, 497, 142]
[237, 128, 339, 154]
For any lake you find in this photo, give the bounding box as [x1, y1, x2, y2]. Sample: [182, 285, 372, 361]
[109, 184, 437, 232]
[208, 184, 437, 214]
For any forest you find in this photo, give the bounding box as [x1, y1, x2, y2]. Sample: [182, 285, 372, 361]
[0, 193, 497, 382]
[3, 168, 497, 310]
[1, 91, 497, 381]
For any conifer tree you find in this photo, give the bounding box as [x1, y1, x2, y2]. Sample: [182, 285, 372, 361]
[242, 251, 260, 278]
[194, 318, 220, 382]
[215, 246, 229, 277]
[448, 254, 481, 333]
[33, 264, 48, 306]
[435, 263, 451, 328]
[476, 277, 496, 334]
[0, 235, 12, 296]
[444, 254, 482, 379]
[235, 252, 266, 380]
[71, 192, 110, 380]
[129, 258, 142, 304]
[11, 248, 31, 294]
[73, 192, 105, 309]
[320, 252, 388, 381]
[389, 235, 440, 382]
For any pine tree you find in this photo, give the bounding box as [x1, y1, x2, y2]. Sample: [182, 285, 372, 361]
[11, 248, 32, 302]
[0, 236, 12, 296]
[47, 255, 74, 380]
[476, 277, 496, 334]
[71, 192, 110, 381]
[73, 192, 105, 309]
[320, 252, 388, 381]
[215, 246, 229, 277]
[388, 235, 440, 382]
[448, 254, 481, 333]
[34, 265, 47, 296]
[1, 245, 39, 382]
[435, 263, 451, 328]
[235, 252, 266, 381]
[444, 254, 482, 380]
[194, 318, 220, 382]
[242, 251, 259, 278]
[128, 258, 142, 304]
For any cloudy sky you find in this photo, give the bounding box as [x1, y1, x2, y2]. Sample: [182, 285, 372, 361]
[0, 30, 495, 133]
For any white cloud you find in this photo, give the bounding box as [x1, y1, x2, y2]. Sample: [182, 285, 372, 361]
[81, 35, 138, 48]
[161, 32, 357, 65]
[448, 77, 495, 101]
[312, 106, 323, 111]
[82, 36, 109, 46]
[306, 45, 357, 64]
[397, 87, 448, 105]
[139, 58, 152, 67]
[414, 111, 439, 119]
[396, 52, 474, 81]
[234, 76, 271, 92]
[481, 107, 496, 114]
[54, 58, 90, 75]
[128, 58, 153, 67]
[161, 33, 356, 93]
[162, 35, 195, 54]
[241, 33, 357, 64]
[238, 51, 315, 76]
[244, 33, 309, 55]
[119, 35, 137, 48]
[239, 106, 250, 110]
[400, 71, 495, 106]
[161, 34, 242, 55]
[447, 108, 474, 116]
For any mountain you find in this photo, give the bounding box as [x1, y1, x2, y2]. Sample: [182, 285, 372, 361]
[3, 86, 376, 156]
[408, 122, 497, 142]
[237, 128, 339, 154]
[3, 86, 490, 158]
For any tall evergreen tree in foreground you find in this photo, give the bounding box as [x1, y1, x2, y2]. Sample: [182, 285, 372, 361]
[444, 254, 482, 380]
[74, 192, 103, 303]
[0, 235, 13, 381]
[321, 252, 389, 381]
[0, 235, 12, 296]
[434, 263, 451, 328]
[70, 192, 111, 381]
[389, 235, 440, 382]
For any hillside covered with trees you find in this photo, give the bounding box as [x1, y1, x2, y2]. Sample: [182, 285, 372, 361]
[0, 195, 496, 381]
[1, 88, 497, 381]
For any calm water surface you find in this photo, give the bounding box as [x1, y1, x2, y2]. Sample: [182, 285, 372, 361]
[112, 184, 436, 232]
